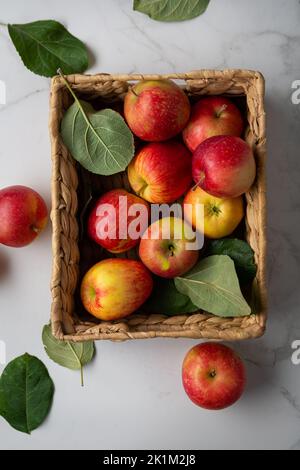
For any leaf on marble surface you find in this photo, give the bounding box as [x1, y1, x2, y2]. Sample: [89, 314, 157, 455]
[42, 324, 95, 386]
[133, 0, 210, 22]
[8, 20, 88, 77]
[0, 353, 54, 434]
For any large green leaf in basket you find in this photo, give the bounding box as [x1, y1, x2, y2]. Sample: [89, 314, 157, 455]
[60, 71, 135, 176]
[175, 255, 251, 317]
[143, 277, 198, 315]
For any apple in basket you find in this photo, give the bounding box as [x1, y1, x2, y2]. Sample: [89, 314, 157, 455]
[128, 141, 192, 204]
[124, 79, 191, 141]
[88, 188, 149, 253]
[192, 135, 256, 198]
[184, 186, 244, 239]
[80, 259, 153, 321]
[183, 96, 244, 152]
[139, 217, 199, 278]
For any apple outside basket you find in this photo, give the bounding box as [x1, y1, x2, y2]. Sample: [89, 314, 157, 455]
[49, 69, 267, 342]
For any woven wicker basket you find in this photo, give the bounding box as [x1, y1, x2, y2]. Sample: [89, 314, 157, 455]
[49, 69, 267, 342]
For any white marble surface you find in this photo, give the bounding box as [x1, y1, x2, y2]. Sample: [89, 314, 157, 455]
[0, 0, 300, 450]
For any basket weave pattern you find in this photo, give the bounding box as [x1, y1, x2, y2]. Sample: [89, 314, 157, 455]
[49, 70, 267, 342]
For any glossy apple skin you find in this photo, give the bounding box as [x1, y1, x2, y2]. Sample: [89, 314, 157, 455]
[80, 259, 153, 321]
[192, 135, 256, 198]
[0, 185, 48, 247]
[128, 141, 192, 204]
[139, 217, 199, 278]
[182, 343, 246, 410]
[184, 186, 244, 238]
[87, 189, 149, 253]
[183, 96, 244, 152]
[124, 80, 191, 141]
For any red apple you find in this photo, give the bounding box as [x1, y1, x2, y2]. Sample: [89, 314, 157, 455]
[128, 141, 192, 204]
[124, 80, 190, 141]
[87, 189, 149, 253]
[0, 185, 48, 247]
[183, 96, 244, 152]
[182, 342, 246, 410]
[139, 217, 199, 278]
[80, 258, 153, 321]
[192, 135, 256, 198]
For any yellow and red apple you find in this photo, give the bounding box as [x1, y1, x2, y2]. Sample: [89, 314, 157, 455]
[80, 259, 153, 321]
[0, 185, 48, 247]
[139, 217, 199, 278]
[183, 96, 244, 152]
[128, 141, 192, 204]
[88, 188, 149, 253]
[184, 186, 243, 239]
[192, 135, 256, 198]
[124, 79, 190, 142]
[182, 342, 246, 410]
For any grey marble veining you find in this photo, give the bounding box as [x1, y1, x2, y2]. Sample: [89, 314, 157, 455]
[0, 0, 300, 450]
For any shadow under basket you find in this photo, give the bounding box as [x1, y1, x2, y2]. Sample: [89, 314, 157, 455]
[49, 69, 267, 342]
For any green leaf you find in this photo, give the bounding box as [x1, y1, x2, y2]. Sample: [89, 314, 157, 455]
[143, 277, 198, 315]
[8, 20, 88, 77]
[42, 325, 95, 386]
[60, 74, 135, 175]
[207, 238, 257, 285]
[0, 353, 54, 434]
[133, 0, 210, 22]
[175, 255, 251, 317]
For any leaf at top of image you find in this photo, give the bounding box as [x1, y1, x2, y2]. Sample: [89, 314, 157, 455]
[206, 238, 257, 285]
[0, 353, 54, 434]
[42, 324, 95, 386]
[175, 255, 251, 318]
[60, 73, 135, 175]
[143, 277, 198, 315]
[8, 20, 88, 77]
[133, 0, 210, 22]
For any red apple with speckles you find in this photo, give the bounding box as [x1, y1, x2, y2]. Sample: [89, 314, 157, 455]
[183, 96, 244, 152]
[0, 185, 48, 247]
[124, 80, 190, 141]
[182, 342, 246, 410]
[87, 189, 149, 253]
[139, 217, 199, 279]
[192, 135, 256, 198]
[128, 141, 192, 204]
[80, 259, 153, 321]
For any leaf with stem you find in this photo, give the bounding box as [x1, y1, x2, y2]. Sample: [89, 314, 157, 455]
[59, 69, 135, 176]
[42, 324, 95, 387]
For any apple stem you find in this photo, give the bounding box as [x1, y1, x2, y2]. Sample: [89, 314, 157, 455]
[31, 226, 40, 233]
[215, 104, 227, 118]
